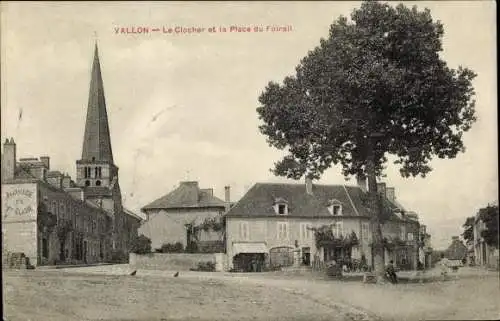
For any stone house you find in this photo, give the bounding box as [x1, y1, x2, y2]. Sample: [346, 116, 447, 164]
[224, 178, 421, 272]
[139, 181, 232, 251]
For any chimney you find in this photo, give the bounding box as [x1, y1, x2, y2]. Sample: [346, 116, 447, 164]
[224, 186, 231, 212]
[377, 182, 387, 198]
[201, 188, 214, 197]
[386, 187, 395, 202]
[62, 174, 71, 188]
[40, 156, 50, 170]
[305, 177, 313, 195]
[356, 174, 367, 192]
[2, 138, 17, 181]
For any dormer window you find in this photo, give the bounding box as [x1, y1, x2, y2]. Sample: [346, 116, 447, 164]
[274, 197, 288, 215]
[327, 199, 343, 216]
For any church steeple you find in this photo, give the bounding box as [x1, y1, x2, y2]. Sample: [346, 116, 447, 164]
[81, 43, 114, 163]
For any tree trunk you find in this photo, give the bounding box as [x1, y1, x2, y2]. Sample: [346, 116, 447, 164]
[366, 145, 385, 282]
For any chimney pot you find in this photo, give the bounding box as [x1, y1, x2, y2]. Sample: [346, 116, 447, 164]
[356, 174, 367, 192]
[224, 186, 231, 212]
[386, 187, 395, 202]
[40, 156, 50, 170]
[377, 182, 387, 198]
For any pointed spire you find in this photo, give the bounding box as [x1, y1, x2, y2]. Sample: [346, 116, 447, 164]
[81, 42, 114, 163]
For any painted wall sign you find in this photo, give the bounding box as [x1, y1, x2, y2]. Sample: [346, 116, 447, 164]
[2, 184, 37, 220]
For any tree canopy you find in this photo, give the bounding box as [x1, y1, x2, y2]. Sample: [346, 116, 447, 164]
[478, 204, 499, 247]
[257, 1, 477, 181]
[461, 216, 475, 244]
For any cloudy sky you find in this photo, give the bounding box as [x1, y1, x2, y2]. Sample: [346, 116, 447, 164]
[1, 1, 496, 249]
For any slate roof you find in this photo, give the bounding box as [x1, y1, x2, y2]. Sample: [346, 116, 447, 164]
[81, 44, 114, 163]
[445, 239, 467, 260]
[124, 208, 144, 221]
[13, 165, 38, 180]
[226, 183, 373, 218]
[83, 186, 113, 197]
[225, 182, 411, 220]
[141, 181, 226, 211]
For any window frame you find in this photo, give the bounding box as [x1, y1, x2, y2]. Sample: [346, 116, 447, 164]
[239, 221, 250, 241]
[334, 221, 343, 238]
[300, 223, 312, 240]
[327, 199, 343, 216]
[277, 221, 289, 240]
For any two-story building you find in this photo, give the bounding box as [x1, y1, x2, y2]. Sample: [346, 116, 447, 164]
[224, 177, 421, 272]
[139, 181, 232, 251]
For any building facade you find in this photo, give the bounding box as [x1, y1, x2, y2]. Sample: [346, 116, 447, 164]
[224, 178, 422, 272]
[1, 44, 142, 266]
[139, 181, 231, 251]
[473, 214, 499, 269]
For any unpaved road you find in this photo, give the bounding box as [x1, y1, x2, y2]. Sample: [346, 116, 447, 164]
[4, 266, 499, 321]
[3, 270, 370, 321]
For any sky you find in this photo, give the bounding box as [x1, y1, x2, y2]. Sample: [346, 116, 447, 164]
[1, 1, 497, 250]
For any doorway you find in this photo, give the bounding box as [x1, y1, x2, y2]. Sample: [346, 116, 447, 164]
[302, 247, 311, 266]
[83, 240, 88, 264]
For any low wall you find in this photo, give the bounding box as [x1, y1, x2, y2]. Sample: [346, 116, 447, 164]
[130, 253, 227, 272]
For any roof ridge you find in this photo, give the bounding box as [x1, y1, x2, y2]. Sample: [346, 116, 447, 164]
[255, 182, 361, 188]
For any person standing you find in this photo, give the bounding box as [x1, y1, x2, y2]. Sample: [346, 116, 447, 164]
[386, 260, 398, 284]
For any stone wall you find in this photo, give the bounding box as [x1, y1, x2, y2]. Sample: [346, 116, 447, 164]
[129, 252, 227, 272]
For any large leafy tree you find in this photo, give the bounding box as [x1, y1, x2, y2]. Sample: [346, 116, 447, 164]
[257, 1, 476, 280]
[461, 216, 475, 244]
[478, 204, 499, 248]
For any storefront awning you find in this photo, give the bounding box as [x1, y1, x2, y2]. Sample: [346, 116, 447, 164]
[233, 242, 267, 255]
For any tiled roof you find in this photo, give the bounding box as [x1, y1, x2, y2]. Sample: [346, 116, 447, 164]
[142, 181, 226, 211]
[225, 182, 407, 220]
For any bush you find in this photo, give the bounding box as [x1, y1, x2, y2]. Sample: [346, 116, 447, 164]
[110, 250, 128, 263]
[193, 261, 216, 272]
[130, 235, 152, 254]
[159, 242, 184, 253]
[196, 241, 225, 253]
[185, 242, 198, 253]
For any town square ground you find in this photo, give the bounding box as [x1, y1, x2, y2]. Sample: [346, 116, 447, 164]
[3, 266, 499, 321]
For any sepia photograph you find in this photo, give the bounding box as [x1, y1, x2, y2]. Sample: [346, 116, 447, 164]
[1, 1, 498, 320]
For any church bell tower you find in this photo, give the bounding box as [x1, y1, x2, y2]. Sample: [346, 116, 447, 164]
[76, 43, 124, 250]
